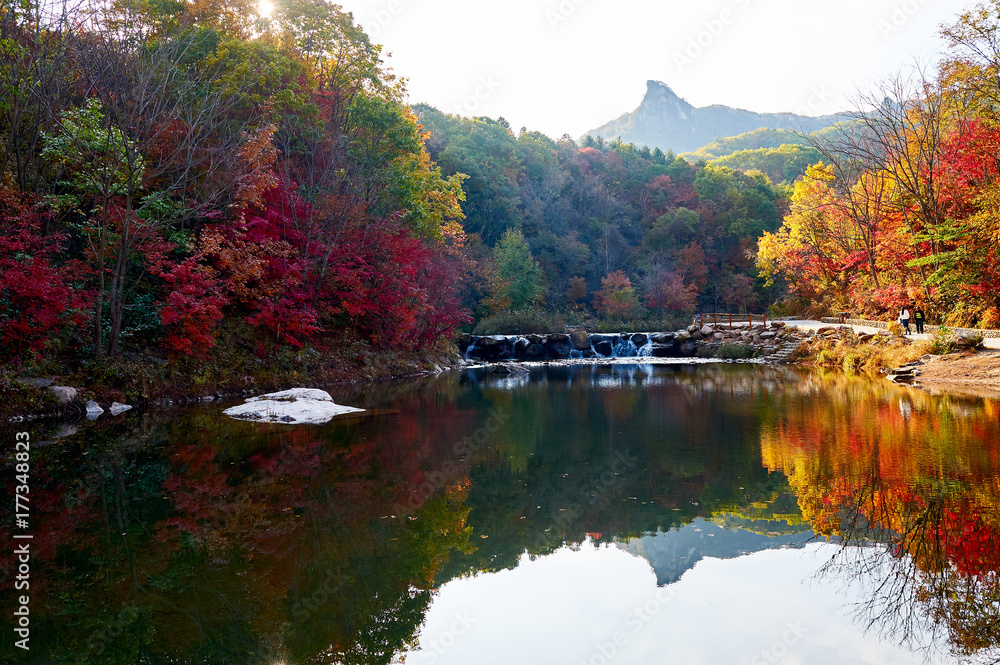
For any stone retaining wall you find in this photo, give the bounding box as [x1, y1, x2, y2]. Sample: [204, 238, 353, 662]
[817, 317, 1000, 339]
[458, 324, 797, 363]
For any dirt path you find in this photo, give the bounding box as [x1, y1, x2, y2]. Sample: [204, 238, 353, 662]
[912, 349, 1000, 397]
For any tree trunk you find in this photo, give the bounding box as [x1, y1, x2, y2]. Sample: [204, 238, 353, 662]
[108, 241, 128, 357]
[93, 269, 105, 359]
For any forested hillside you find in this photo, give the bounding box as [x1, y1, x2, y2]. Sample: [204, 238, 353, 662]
[414, 106, 787, 329]
[681, 128, 813, 161]
[708, 145, 823, 186]
[0, 0, 469, 382]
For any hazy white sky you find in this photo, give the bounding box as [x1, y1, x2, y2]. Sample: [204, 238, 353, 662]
[334, 0, 972, 139]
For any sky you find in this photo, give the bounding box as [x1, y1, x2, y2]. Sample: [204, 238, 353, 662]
[330, 0, 974, 140]
[411, 541, 948, 665]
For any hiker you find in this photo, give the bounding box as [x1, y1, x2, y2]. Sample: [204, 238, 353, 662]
[913, 306, 925, 334]
[899, 306, 911, 335]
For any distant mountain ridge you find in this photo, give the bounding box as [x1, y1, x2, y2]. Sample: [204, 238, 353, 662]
[618, 518, 814, 586]
[584, 81, 846, 154]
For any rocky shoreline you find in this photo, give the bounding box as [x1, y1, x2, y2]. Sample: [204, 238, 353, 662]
[8, 322, 997, 424]
[2, 347, 465, 424]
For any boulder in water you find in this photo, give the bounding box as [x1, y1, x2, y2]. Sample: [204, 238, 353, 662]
[469, 336, 503, 361]
[546, 334, 573, 358]
[224, 388, 364, 425]
[571, 331, 592, 350]
[109, 402, 132, 416]
[526, 343, 546, 358]
[593, 340, 614, 356]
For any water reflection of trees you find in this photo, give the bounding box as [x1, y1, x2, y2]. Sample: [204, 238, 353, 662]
[4, 399, 476, 664]
[438, 364, 812, 580]
[9, 366, 813, 664]
[761, 381, 1000, 662]
[15, 366, 996, 663]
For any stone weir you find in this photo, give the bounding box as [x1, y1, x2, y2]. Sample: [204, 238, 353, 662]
[459, 328, 715, 362]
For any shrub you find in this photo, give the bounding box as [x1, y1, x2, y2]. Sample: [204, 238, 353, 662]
[717, 343, 757, 360]
[589, 313, 691, 333]
[0, 369, 58, 418]
[86, 356, 163, 403]
[472, 309, 567, 335]
[930, 327, 956, 355]
[842, 352, 864, 373]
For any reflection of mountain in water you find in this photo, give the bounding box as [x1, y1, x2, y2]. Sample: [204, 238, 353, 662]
[619, 518, 814, 586]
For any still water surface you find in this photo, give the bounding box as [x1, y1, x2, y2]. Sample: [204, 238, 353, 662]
[4, 363, 999, 664]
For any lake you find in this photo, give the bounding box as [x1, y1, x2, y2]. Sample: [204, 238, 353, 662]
[4, 363, 999, 664]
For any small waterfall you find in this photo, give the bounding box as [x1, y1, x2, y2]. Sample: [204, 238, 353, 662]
[611, 336, 638, 358]
[464, 332, 661, 361]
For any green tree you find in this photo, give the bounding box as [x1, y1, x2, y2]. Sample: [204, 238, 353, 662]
[493, 229, 542, 310]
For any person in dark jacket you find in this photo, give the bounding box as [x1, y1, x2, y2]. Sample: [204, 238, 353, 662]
[913, 307, 926, 334]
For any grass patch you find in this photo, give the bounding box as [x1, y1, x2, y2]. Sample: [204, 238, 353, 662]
[578, 313, 692, 334]
[0, 369, 59, 419]
[801, 330, 931, 374]
[473, 310, 568, 335]
[717, 343, 757, 360]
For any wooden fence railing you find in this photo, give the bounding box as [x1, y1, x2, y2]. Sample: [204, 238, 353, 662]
[697, 312, 768, 328]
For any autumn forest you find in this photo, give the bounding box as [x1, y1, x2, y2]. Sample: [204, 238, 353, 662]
[3, 0, 1000, 386]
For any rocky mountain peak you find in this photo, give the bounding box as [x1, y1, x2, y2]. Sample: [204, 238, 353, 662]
[584, 81, 844, 153]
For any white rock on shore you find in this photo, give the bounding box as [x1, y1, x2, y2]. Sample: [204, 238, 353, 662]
[223, 388, 364, 425]
[85, 400, 104, 420]
[110, 402, 132, 416]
